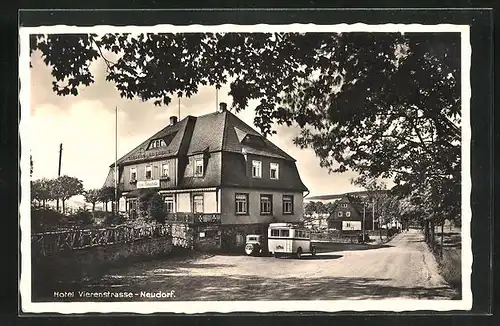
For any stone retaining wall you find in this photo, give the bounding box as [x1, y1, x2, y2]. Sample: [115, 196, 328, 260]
[32, 236, 173, 287]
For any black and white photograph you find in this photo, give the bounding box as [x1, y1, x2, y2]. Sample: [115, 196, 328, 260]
[19, 22, 472, 313]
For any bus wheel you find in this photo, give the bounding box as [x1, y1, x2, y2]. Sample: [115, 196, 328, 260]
[296, 248, 302, 259]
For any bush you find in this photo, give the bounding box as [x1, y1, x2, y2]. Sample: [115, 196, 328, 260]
[102, 212, 125, 226]
[150, 193, 166, 224]
[70, 208, 94, 226]
[31, 207, 65, 232]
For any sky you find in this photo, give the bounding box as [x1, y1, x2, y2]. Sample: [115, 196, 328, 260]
[28, 48, 367, 205]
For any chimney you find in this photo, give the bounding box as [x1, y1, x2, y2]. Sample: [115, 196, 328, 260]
[169, 116, 178, 125]
[219, 102, 227, 112]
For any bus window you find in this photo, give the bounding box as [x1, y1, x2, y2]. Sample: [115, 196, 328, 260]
[296, 230, 302, 238]
[271, 229, 279, 237]
[279, 229, 290, 237]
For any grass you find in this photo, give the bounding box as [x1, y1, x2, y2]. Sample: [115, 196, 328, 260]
[431, 227, 462, 295]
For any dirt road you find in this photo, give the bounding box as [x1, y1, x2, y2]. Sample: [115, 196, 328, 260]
[56, 229, 460, 301]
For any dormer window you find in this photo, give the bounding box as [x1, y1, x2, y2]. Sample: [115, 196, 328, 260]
[148, 138, 167, 150]
[252, 160, 262, 178]
[341, 203, 348, 208]
[194, 159, 204, 177]
[270, 162, 279, 180]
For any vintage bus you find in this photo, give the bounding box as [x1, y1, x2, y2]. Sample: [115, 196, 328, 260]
[267, 223, 316, 259]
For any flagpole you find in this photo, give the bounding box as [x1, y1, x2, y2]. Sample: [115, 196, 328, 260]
[114, 106, 118, 215]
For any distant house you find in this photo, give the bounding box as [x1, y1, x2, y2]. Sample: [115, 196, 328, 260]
[103, 103, 308, 250]
[327, 195, 376, 231]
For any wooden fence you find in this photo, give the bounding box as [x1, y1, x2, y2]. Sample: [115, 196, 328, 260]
[31, 223, 171, 257]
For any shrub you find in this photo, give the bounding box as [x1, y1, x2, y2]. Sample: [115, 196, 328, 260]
[31, 207, 65, 232]
[150, 193, 166, 224]
[70, 208, 94, 226]
[102, 212, 125, 226]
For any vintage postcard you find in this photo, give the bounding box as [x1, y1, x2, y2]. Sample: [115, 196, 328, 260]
[19, 22, 472, 314]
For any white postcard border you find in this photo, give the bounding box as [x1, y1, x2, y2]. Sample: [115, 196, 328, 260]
[19, 23, 473, 314]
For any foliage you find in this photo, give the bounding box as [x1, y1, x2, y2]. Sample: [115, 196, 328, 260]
[70, 207, 94, 226]
[136, 189, 166, 222]
[149, 193, 166, 224]
[138, 189, 157, 218]
[83, 188, 101, 211]
[31, 178, 54, 207]
[51, 175, 84, 213]
[98, 186, 117, 212]
[102, 212, 125, 226]
[31, 207, 65, 232]
[31, 32, 461, 228]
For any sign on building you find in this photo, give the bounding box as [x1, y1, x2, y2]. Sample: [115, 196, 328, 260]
[342, 221, 361, 231]
[137, 179, 160, 189]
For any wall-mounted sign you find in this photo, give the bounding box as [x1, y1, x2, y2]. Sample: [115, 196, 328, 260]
[342, 221, 361, 231]
[137, 179, 160, 189]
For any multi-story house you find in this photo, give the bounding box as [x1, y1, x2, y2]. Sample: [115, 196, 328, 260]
[327, 195, 376, 232]
[103, 103, 308, 251]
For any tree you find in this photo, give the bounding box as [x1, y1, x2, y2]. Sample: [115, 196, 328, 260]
[51, 175, 84, 214]
[31, 32, 461, 227]
[304, 201, 317, 216]
[31, 178, 53, 208]
[83, 188, 100, 212]
[98, 186, 116, 212]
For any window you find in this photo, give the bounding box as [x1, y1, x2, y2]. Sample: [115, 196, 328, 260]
[279, 229, 290, 237]
[235, 193, 249, 215]
[149, 138, 166, 149]
[338, 211, 343, 217]
[271, 229, 279, 237]
[193, 194, 204, 213]
[296, 230, 303, 238]
[161, 163, 169, 178]
[260, 194, 273, 215]
[282, 195, 294, 214]
[252, 160, 262, 178]
[164, 195, 175, 213]
[130, 167, 137, 181]
[341, 203, 348, 208]
[145, 165, 152, 179]
[346, 211, 351, 217]
[270, 162, 279, 180]
[194, 159, 204, 177]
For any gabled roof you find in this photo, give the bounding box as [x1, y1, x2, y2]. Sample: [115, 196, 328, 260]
[222, 111, 296, 161]
[109, 116, 195, 167]
[113, 109, 297, 167]
[106, 108, 305, 191]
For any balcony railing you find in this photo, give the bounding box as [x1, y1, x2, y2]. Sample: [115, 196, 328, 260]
[165, 212, 221, 225]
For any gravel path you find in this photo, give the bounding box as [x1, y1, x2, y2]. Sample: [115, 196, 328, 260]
[51, 229, 459, 301]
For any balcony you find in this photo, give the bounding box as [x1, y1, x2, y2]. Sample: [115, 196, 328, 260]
[165, 213, 221, 225]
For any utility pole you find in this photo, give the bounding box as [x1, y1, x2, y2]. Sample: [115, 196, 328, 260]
[56, 143, 62, 212]
[362, 203, 366, 242]
[114, 106, 118, 215]
[215, 87, 219, 112]
[372, 198, 375, 231]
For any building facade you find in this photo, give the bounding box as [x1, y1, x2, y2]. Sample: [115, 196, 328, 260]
[103, 103, 308, 251]
[327, 195, 376, 232]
